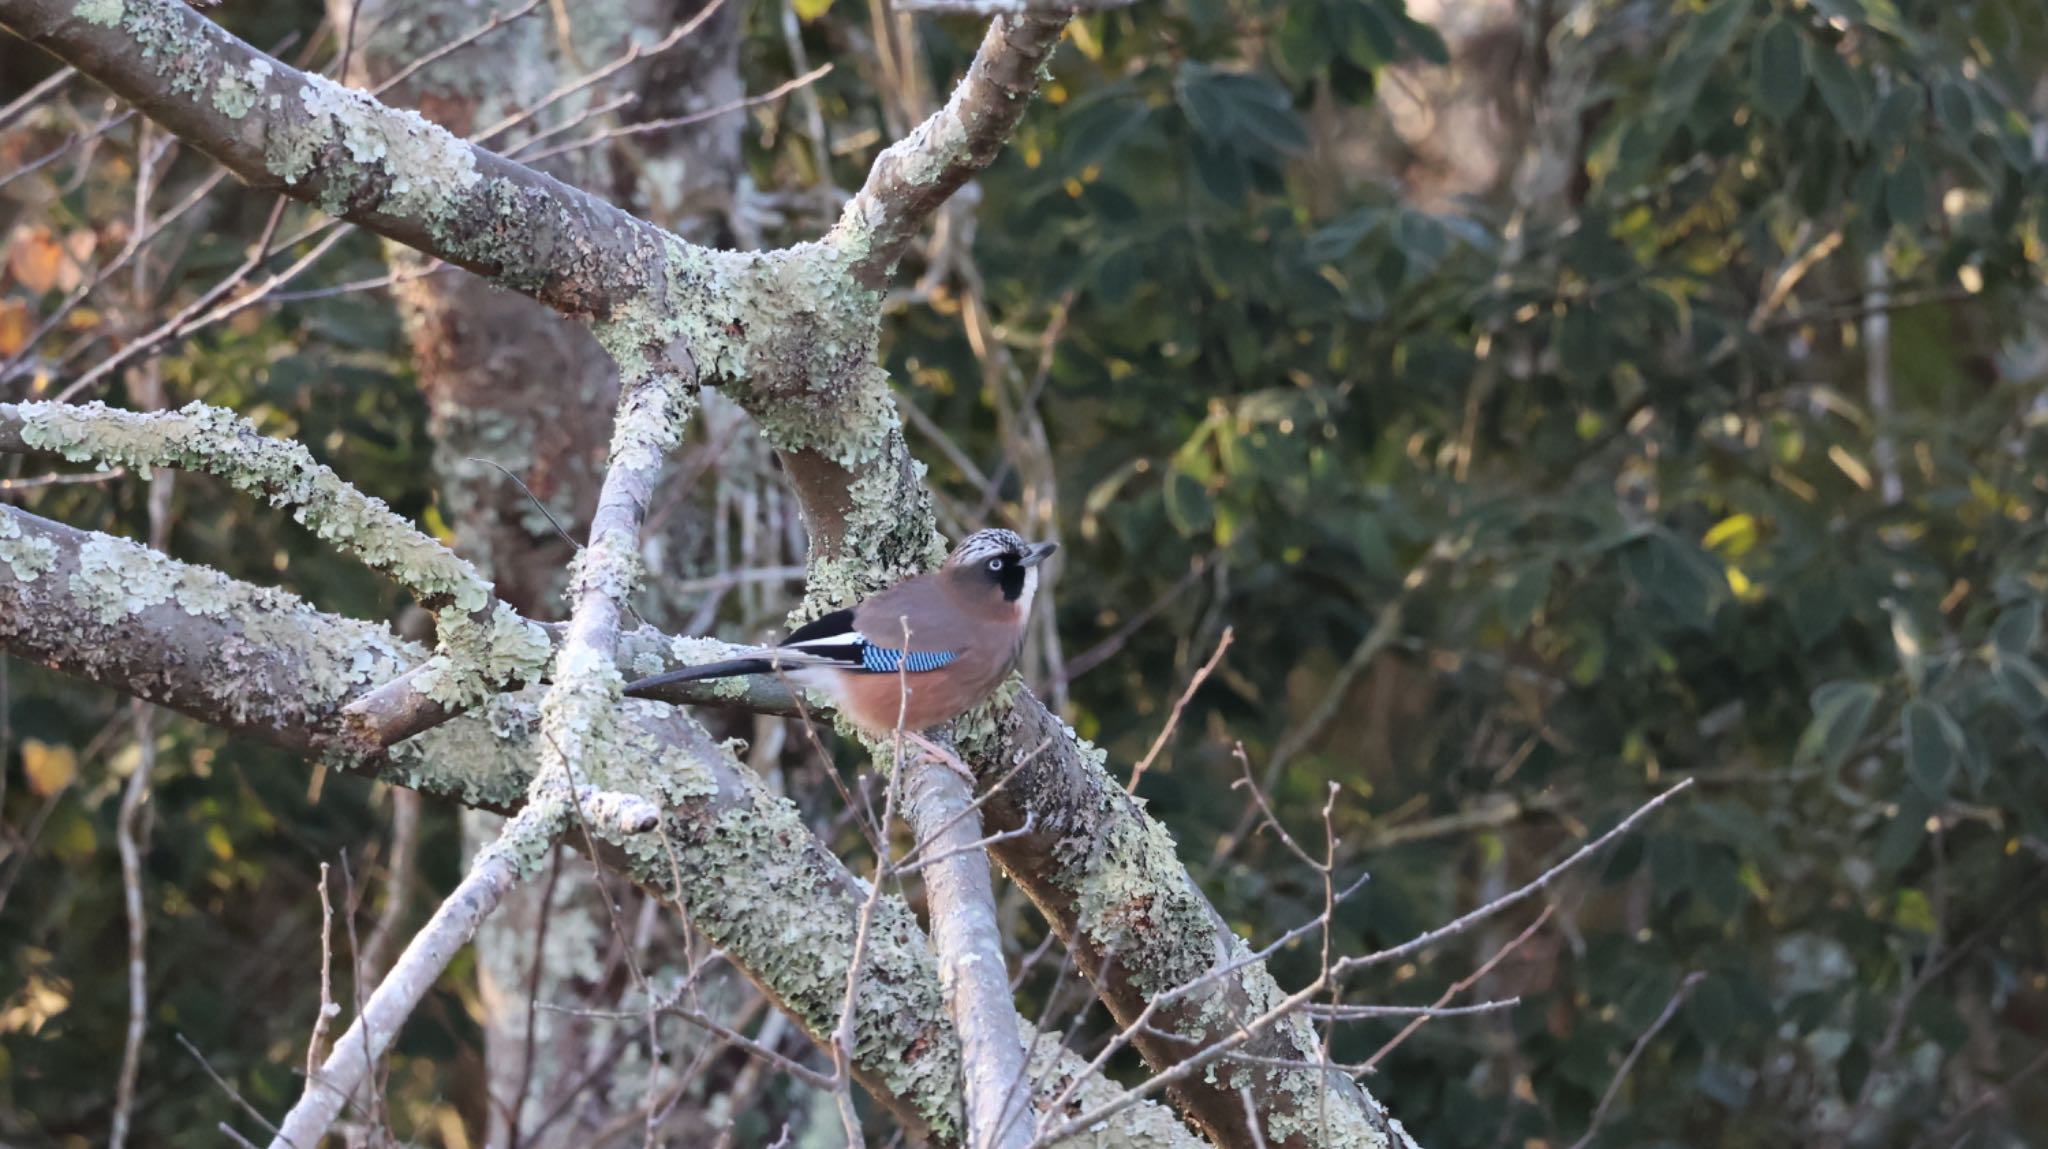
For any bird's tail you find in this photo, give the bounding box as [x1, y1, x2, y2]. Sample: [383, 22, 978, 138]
[624, 658, 775, 700]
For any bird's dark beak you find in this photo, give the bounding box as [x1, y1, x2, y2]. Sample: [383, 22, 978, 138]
[1019, 541, 1058, 568]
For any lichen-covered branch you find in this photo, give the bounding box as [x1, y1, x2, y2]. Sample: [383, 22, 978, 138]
[0, 0, 674, 321]
[517, 353, 697, 824]
[0, 399, 554, 727]
[0, 400, 488, 609]
[903, 752, 1035, 1149]
[1, 1, 1415, 1140]
[827, 12, 1068, 288]
[0, 504, 1203, 1148]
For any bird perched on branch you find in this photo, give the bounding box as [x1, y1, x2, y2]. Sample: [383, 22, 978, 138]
[625, 529, 1057, 735]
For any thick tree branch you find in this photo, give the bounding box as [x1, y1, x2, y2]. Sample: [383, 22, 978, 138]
[0, 2, 1414, 1139]
[0, 504, 1203, 1148]
[828, 13, 1067, 288]
[0, 0, 669, 321]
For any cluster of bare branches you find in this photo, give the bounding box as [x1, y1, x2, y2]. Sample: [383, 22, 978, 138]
[0, 0, 1705, 1145]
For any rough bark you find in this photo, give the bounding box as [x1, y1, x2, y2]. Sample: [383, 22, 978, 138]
[0, 1, 1412, 1142]
[0, 501, 1204, 1149]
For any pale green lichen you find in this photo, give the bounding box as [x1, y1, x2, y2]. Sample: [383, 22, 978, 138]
[70, 535, 179, 623]
[1067, 816, 1214, 999]
[664, 772, 963, 1138]
[413, 604, 552, 708]
[14, 400, 491, 611]
[212, 58, 271, 120]
[89, 0, 220, 97]
[73, 0, 124, 26]
[383, 694, 539, 810]
[270, 73, 483, 225]
[0, 514, 58, 584]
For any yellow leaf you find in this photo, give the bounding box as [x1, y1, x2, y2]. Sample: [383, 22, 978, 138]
[1702, 512, 1759, 556]
[1829, 444, 1873, 490]
[791, 0, 833, 19]
[21, 739, 77, 797]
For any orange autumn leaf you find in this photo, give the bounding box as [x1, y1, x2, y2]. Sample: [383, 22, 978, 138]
[0, 299, 31, 358]
[7, 226, 66, 294]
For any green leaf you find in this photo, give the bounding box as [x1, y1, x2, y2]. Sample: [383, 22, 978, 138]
[1233, 97, 1311, 155]
[1190, 136, 1248, 204]
[1886, 158, 1928, 231]
[1395, 13, 1451, 66]
[1809, 42, 1869, 140]
[1272, 4, 1333, 83]
[1934, 80, 1976, 137]
[1497, 561, 1553, 635]
[1751, 20, 1807, 122]
[1992, 600, 2041, 655]
[1679, 0, 1750, 64]
[1872, 83, 1922, 146]
[1992, 653, 2048, 718]
[1091, 245, 1143, 303]
[1059, 98, 1149, 171]
[1164, 469, 1216, 536]
[1795, 681, 1882, 770]
[1902, 699, 1966, 798]
[1306, 207, 1387, 263]
[792, 0, 834, 20]
[1177, 69, 1235, 140]
[1343, 3, 1400, 67]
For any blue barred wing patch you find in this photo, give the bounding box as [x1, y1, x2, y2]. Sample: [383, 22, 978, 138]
[859, 645, 959, 673]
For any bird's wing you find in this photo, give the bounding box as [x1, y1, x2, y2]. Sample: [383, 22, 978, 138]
[779, 598, 962, 674]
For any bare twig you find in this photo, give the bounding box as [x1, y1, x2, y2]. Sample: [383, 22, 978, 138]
[1127, 626, 1231, 793]
[1335, 780, 1694, 977]
[1363, 907, 1554, 1070]
[1564, 971, 1704, 1149]
[307, 863, 338, 1080]
[109, 699, 156, 1149]
[269, 803, 557, 1149]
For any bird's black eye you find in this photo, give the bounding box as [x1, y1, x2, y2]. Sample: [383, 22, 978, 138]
[986, 556, 1005, 571]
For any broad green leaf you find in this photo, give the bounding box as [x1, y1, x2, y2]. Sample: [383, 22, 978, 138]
[1751, 20, 1807, 122]
[1190, 136, 1248, 204]
[1091, 245, 1143, 304]
[1795, 681, 1882, 769]
[1992, 652, 2048, 718]
[1872, 83, 1922, 147]
[1395, 13, 1451, 66]
[1497, 561, 1553, 634]
[1992, 600, 2041, 655]
[1343, 3, 1400, 66]
[1886, 158, 1928, 231]
[1306, 207, 1387, 263]
[1934, 80, 1975, 137]
[1164, 468, 1215, 536]
[1903, 699, 1962, 797]
[1233, 97, 1311, 155]
[1060, 98, 1149, 171]
[1809, 43, 1869, 140]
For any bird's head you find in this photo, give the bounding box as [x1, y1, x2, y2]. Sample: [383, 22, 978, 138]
[945, 528, 1058, 609]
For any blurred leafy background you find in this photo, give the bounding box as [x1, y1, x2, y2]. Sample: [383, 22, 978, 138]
[4, 0, 2048, 1145]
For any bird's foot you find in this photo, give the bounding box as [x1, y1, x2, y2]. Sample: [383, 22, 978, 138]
[905, 731, 977, 787]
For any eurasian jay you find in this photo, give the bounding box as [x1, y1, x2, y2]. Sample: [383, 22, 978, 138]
[624, 529, 1057, 735]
